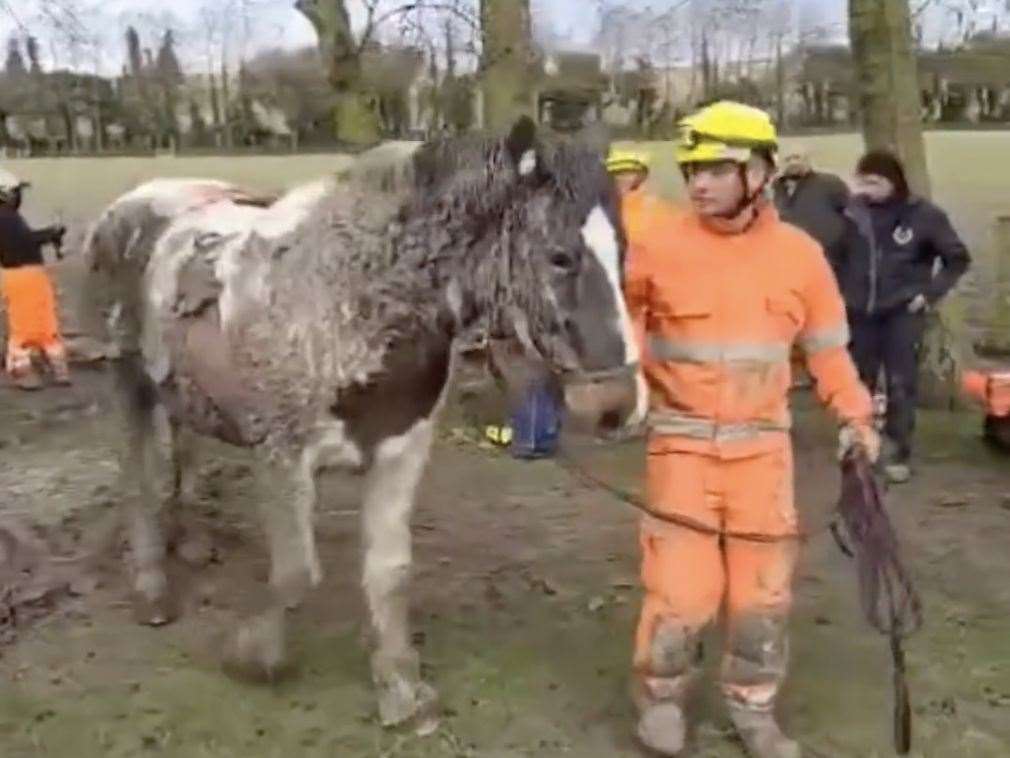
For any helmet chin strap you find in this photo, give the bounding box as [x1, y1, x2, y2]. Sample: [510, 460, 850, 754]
[711, 162, 769, 221]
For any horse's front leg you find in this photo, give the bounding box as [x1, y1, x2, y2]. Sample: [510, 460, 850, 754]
[361, 418, 439, 732]
[224, 451, 321, 680]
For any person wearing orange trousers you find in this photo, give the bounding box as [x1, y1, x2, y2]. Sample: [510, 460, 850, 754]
[623, 101, 880, 757]
[0, 171, 68, 390]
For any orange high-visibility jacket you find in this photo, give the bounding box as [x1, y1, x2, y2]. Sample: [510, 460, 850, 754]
[620, 188, 676, 246]
[625, 204, 872, 459]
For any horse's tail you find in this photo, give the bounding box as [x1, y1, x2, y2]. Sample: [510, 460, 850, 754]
[80, 197, 168, 437]
[79, 202, 145, 361]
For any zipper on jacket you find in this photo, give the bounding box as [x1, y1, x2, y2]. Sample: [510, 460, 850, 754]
[867, 236, 879, 315]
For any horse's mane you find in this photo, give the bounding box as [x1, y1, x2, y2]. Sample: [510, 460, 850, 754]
[335, 127, 619, 231]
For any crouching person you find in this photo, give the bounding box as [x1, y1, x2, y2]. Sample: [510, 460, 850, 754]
[0, 171, 69, 389]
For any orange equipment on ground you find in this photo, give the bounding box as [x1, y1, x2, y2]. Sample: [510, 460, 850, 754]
[962, 369, 1010, 449]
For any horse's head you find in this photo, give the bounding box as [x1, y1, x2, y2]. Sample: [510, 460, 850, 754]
[488, 117, 647, 435]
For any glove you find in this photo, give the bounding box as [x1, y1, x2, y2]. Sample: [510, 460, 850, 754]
[838, 423, 880, 463]
[907, 293, 929, 314]
[49, 225, 67, 259]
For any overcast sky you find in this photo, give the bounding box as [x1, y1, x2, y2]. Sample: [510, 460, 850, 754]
[0, 0, 1004, 75]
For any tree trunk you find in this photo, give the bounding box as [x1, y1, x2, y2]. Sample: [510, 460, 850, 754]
[849, 0, 973, 408]
[295, 0, 381, 146]
[480, 0, 535, 130]
[775, 36, 785, 128]
[848, 0, 930, 196]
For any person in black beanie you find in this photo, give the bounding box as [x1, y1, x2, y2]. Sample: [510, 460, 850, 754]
[835, 149, 970, 483]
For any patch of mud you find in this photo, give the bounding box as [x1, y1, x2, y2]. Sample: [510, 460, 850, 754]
[0, 518, 99, 647]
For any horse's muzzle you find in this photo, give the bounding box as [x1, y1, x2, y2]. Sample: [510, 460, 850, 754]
[562, 364, 642, 436]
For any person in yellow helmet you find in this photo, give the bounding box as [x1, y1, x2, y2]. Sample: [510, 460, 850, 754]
[623, 101, 879, 757]
[606, 148, 677, 244]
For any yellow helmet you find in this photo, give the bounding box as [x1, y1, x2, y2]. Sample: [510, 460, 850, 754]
[605, 148, 650, 175]
[675, 101, 777, 166]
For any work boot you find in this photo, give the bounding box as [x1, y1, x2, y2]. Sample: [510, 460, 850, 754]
[636, 701, 687, 756]
[11, 367, 42, 391]
[728, 707, 801, 758]
[884, 463, 911, 484]
[50, 359, 72, 386]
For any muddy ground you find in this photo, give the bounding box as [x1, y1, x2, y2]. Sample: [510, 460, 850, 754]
[0, 357, 1008, 758]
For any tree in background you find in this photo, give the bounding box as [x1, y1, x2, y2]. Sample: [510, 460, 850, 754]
[5, 37, 25, 76]
[25, 36, 42, 75]
[294, 0, 481, 144]
[849, 0, 930, 196]
[479, 0, 534, 128]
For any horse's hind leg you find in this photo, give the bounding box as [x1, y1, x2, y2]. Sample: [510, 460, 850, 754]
[170, 423, 200, 506]
[361, 418, 439, 732]
[224, 452, 320, 681]
[114, 357, 175, 625]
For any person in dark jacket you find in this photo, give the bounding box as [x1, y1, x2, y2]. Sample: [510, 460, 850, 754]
[774, 145, 853, 388]
[0, 171, 68, 390]
[773, 144, 852, 263]
[838, 150, 970, 483]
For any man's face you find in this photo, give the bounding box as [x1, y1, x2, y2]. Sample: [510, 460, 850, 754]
[781, 150, 812, 178]
[613, 170, 647, 196]
[685, 159, 770, 218]
[852, 173, 895, 204]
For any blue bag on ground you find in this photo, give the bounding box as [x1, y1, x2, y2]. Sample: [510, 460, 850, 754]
[509, 379, 562, 459]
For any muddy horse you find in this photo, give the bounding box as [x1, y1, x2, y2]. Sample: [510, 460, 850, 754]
[82, 117, 646, 730]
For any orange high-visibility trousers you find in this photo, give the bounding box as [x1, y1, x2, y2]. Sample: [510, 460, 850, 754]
[633, 444, 799, 714]
[1, 265, 67, 377]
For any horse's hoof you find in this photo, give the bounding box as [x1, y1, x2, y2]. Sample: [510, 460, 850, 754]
[377, 678, 441, 732]
[222, 609, 289, 683]
[176, 530, 215, 568]
[131, 571, 177, 626]
[132, 594, 177, 626]
[411, 682, 441, 736]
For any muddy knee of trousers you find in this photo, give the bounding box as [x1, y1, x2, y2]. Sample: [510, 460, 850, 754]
[636, 620, 704, 704]
[722, 613, 789, 709]
[648, 621, 704, 676]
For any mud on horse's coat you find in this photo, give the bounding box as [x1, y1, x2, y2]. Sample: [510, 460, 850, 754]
[82, 117, 646, 729]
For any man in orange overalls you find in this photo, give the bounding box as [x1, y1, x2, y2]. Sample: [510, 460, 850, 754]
[624, 101, 880, 757]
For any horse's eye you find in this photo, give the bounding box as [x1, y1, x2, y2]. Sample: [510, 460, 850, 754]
[550, 251, 577, 272]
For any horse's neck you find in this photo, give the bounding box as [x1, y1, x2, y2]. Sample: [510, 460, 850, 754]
[392, 212, 502, 336]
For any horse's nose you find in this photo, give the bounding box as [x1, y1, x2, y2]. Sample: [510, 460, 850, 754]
[563, 373, 638, 436]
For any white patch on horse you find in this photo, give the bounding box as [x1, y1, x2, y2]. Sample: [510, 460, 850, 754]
[445, 278, 464, 326]
[360, 353, 453, 664]
[121, 178, 238, 218]
[253, 179, 333, 239]
[301, 419, 364, 475]
[580, 205, 639, 365]
[581, 204, 648, 427]
[518, 149, 537, 176]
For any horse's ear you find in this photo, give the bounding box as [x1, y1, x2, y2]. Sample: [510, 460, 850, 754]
[505, 115, 538, 176]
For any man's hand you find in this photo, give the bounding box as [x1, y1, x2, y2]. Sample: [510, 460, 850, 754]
[907, 293, 929, 314]
[49, 225, 67, 259]
[838, 423, 881, 463]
